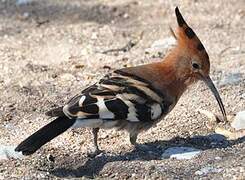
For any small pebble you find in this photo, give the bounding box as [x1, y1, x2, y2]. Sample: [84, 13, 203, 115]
[0, 145, 24, 160]
[16, 0, 31, 5]
[215, 156, 222, 160]
[91, 32, 98, 40]
[231, 111, 245, 130]
[195, 166, 222, 176]
[47, 154, 55, 162]
[218, 73, 242, 87]
[161, 147, 201, 160]
[74, 64, 85, 69]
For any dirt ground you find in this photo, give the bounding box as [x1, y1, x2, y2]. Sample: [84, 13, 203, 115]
[0, 0, 244, 179]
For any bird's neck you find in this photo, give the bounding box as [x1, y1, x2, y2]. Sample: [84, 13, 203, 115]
[157, 51, 194, 100]
[117, 50, 194, 102]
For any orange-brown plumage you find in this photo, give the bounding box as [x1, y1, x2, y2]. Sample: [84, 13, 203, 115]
[118, 6, 226, 120]
[118, 52, 188, 104]
[15, 7, 226, 157]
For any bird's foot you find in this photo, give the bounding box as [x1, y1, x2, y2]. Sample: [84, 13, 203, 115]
[134, 144, 152, 152]
[87, 149, 104, 158]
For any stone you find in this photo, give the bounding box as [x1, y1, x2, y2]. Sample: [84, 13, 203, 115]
[145, 37, 176, 54]
[231, 111, 245, 130]
[161, 147, 201, 160]
[218, 73, 242, 87]
[195, 166, 222, 176]
[0, 145, 24, 160]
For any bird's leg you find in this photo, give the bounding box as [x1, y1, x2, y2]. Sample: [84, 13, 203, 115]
[130, 133, 151, 151]
[88, 128, 102, 158]
[130, 133, 138, 145]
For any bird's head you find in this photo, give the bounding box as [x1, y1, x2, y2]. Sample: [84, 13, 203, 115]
[170, 7, 227, 121]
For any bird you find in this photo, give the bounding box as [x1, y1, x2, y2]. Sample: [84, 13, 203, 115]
[15, 7, 227, 157]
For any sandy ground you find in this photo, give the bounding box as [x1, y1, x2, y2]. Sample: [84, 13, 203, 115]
[0, 0, 244, 179]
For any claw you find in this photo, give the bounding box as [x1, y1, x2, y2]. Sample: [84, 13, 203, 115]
[87, 149, 103, 158]
[134, 144, 152, 151]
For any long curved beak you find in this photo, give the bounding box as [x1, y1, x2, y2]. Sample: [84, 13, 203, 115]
[200, 75, 227, 121]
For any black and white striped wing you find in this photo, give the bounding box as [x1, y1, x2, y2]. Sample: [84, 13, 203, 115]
[62, 71, 172, 123]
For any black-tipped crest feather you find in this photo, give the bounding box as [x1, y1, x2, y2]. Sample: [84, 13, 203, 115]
[175, 7, 186, 27]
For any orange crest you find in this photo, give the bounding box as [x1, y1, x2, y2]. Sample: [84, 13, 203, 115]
[174, 7, 209, 66]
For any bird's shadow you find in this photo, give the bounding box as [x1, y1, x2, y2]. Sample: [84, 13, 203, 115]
[50, 134, 245, 178]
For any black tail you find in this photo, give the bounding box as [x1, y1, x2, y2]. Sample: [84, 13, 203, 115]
[15, 116, 75, 155]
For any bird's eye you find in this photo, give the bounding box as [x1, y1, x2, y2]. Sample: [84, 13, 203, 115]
[192, 63, 200, 69]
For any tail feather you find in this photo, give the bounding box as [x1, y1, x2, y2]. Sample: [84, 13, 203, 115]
[15, 116, 75, 155]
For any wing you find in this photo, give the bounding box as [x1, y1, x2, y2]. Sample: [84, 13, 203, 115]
[48, 70, 172, 123]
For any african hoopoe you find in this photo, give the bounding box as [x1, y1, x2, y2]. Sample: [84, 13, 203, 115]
[15, 7, 227, 156]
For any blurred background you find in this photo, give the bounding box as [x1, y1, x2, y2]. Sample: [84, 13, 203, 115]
[0, 0, 244, 179]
